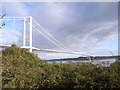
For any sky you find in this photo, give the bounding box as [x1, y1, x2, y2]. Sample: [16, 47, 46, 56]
[0, 1, 119, 59]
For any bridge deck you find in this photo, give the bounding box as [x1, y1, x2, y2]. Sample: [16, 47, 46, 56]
[0, 44, 89, 56]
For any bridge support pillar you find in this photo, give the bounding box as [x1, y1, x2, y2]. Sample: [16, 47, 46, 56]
[23, 18, 26, 47]
[29, 16, 33, 52]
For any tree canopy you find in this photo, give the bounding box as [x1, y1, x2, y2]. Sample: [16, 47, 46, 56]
[2, 45, 120, 89]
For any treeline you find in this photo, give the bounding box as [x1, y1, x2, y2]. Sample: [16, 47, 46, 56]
[48, 56, 118, 61]
[2, 45, 120, 89]
[90, 56, 118, 60]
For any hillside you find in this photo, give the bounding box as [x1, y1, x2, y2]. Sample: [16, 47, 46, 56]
[1, 45, 120, 89]
[2, 44, 45, 88]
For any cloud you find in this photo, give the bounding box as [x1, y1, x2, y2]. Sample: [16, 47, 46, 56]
[1, 2, 29, 46]
[0, 27, 22, 45]
[31, 3, 118, 49]
[1, 2, 118, 59]
[3, 2, 29, 16]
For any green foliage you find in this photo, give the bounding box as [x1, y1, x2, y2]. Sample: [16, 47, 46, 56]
[116, 56, 120, 61]
[2, 45, 120, 89]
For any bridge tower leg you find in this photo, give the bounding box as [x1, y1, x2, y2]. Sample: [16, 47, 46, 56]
[23, 18, 26, 47]
[29, 16, 33, 52]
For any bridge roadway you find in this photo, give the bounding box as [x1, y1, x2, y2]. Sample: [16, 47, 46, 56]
[0, 44, 90, 57]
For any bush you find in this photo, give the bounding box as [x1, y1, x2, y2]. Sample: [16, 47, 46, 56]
[1, 45, 120, 89]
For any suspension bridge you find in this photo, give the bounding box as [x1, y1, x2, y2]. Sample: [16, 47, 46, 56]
[0, 16, 92, 61]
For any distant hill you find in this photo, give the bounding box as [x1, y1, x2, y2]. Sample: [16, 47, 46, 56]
[47, 56, 118, 62]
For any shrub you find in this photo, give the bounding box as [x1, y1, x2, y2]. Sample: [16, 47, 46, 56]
[1, 45, 120, 89]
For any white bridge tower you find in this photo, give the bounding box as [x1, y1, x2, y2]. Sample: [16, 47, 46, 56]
[23, 16, 33, 52]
